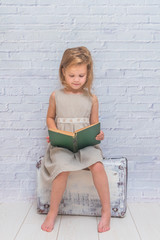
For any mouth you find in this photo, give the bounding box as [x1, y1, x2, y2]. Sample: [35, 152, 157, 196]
[72, 83, 80, 86]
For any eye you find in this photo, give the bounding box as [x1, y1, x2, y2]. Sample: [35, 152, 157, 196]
[69, 75, 74, 78]
[79, 75, 85, 78]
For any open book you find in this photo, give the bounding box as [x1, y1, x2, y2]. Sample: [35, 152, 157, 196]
[48, 122, 101, 153]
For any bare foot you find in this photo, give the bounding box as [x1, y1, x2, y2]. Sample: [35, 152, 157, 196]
[98, 210, 110, 233]
[41, 212, 57, 232]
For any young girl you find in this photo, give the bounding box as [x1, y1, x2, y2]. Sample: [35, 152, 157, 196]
[40, 46, 111, 233]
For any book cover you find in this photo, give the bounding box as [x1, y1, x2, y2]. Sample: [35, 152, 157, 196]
[48, 122, 101, 153]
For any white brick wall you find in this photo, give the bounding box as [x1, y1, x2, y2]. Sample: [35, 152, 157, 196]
[0, 0, 160, 201]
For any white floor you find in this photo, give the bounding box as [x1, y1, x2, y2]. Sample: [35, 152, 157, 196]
[1, 202, 160, 240]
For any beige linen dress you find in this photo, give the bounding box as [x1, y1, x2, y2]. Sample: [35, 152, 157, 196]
[40, 89, 103, 184]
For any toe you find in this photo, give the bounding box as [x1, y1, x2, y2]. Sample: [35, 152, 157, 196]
[41, 225, 45, 231]
[98, 226, 103, 233]
[46, 227, 52, 232]
[98, 223, 110, 233]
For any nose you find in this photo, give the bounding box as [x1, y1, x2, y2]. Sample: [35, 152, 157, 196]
[74, 77, 80, 82]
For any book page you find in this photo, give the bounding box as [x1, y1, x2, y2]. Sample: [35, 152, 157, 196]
[75, 122, 99, 133]
[49, 128, 75, 137]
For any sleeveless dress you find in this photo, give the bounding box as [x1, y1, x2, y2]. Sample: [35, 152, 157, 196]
[40, 89, 103, 184]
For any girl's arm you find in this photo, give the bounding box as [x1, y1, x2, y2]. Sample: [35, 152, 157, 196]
[46, 92, 57, 130]
[90, 95, 99, 124]
[90, 95, 104, 141]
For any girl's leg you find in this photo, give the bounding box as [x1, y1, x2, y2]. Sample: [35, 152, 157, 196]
[41, 171, 69, 232]
[88, 162, 111, 233]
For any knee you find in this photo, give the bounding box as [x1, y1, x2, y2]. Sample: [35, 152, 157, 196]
[88, 162, 104, 174]
[55, 171, 70, 179]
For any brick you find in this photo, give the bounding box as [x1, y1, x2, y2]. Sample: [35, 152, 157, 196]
[127, 6, 160, 15]
[0, 60, 31, 69]
[1, 0, 36, 5]
[91, 6, 127, 15]
[109, 0, 145, 5]
[131, 95, 160, 103]
[101, 14, 149, 24]
[0, 104, 8, 111]
[17, 6, 56, 15]
[0, 88, 5, 95]
[8, 103, 40, 112]
[0, 6, 17, 14]
[115, 103, 150, 112]
[144, 0, 160, 4]
[0, 96, 22, 103]
[144, 87, 160, 95]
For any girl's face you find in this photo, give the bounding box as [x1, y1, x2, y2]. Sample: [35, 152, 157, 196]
[62, 64, 87, 92]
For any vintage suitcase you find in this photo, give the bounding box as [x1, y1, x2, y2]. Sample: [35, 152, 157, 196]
[36, 157, 127, 217]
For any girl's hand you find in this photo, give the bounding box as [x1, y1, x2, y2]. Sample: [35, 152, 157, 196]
[46, 136, 50, 143]
[96, 130, 104, 141]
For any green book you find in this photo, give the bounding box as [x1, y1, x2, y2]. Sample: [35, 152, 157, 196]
[48, 122, 101, 153]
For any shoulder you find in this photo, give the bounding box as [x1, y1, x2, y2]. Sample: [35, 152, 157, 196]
[49, 89, 65, 105]
[50, 89, 62, 100]
[50, 91, 55, 100]
[49, 91, 57, 106]
[91, 94, 99, 105]
[83, 90, 98, 104]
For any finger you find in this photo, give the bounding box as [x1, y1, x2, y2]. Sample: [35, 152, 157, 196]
[46, 136, 50, 143]
[96, 136, 103, 140]
[100, 131, 104, 139]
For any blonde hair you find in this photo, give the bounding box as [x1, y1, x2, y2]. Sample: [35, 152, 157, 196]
[59, 46, 93, 96]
